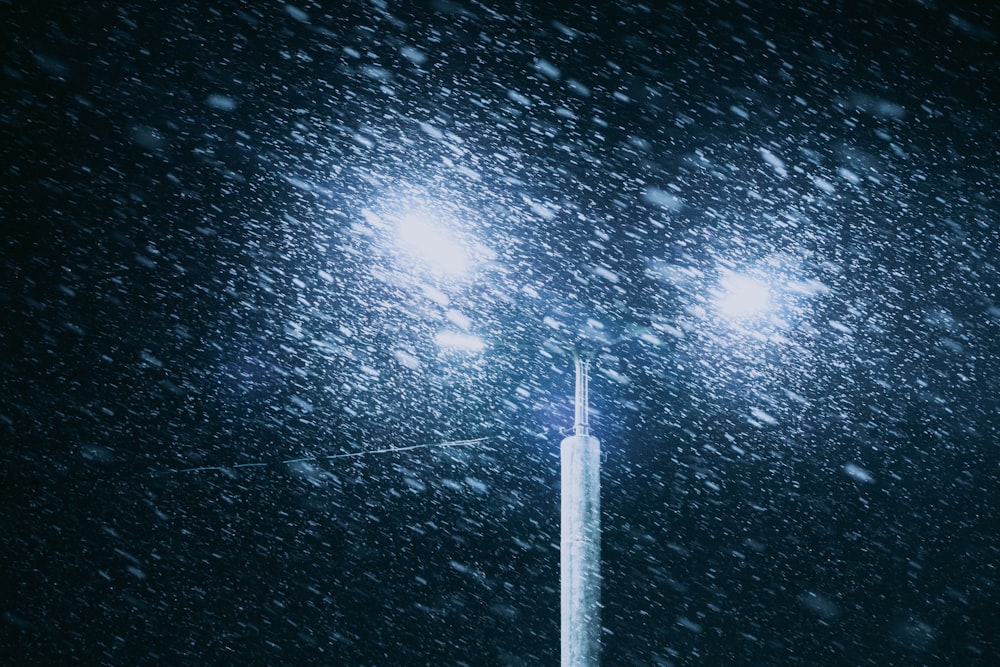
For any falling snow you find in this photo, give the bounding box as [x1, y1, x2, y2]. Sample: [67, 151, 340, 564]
[2, 1, 999, 665]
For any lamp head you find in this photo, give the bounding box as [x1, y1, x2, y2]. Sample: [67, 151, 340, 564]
[716, 273, 772, 320]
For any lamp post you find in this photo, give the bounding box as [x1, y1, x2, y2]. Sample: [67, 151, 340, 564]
[561, 352, 602, 666]
[391, 204, 792, 665]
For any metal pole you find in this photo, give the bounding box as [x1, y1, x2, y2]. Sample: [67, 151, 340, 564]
[561, 354, 601, 666]
[574, 355, 590, 437]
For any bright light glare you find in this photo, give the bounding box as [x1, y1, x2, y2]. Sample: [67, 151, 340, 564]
[396, 211, 470, 276]
[434, 330, 485, 353]
[717, 273, 772, 319]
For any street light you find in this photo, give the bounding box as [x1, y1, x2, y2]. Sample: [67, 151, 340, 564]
[386, 201, 834, 665]
[716, 272, 772, 319]
[394, 209, 472, 277]
[387, 199, 834, 666]
[388, 202, 605, 664]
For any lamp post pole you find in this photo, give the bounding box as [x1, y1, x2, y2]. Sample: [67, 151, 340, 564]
[561, 353, 602, 666]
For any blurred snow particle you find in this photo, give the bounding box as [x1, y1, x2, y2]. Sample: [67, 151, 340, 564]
[566, 78, 591, 97]
[749, 408, 778, 426]
[464, 477, 488, 494]
[677, 617, 703, 633]
[628, 135, 651, 151]
[786, 278, 830, 296]
[838, 167, 862, 184]
[759, 147, 788, 178]
[843, 463, 874, 483]
[33, 53, 70, 79]
[891, 614, 937, 651]
[534, 58, 561, 80]
[421, 284, 450, 306]
[400, 45, 427, 66]
[598, 367, 629, 385]
[851, 92, 907, 119]
[444, 309, 471, 330]
[507, 89, 532, 107]
[798, 591, 841, 620]
[139, 351, 163, 368]
[360, 65, 392, 82]
[645, 260, 702, 288]
[289, 396, 314, 413]
[403, 476, 426, 493]
[418, 121, 444, 140]
[812, 175, 836, 194]
[949, 13, 997, 41]
[205, 94, 238, 111]
[2, 612, 30, 630]
[552, 20, 579, 39]
[393, 350, 421, 370]
[434, 331, 484, 353]
[285, 4, 309, 22]
[829, 320, 854, 335]
[591, 265, 620, 284]
[522, 196, 557, 220]
[80, 444, 116, 464]
[431, 0, 476, 17]
[130, 125, 166, 152]
[643, 186, 684, 212]
[351, 132, 374, 149]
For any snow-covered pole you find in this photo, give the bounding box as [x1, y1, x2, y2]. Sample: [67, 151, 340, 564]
[561, 352, 601, 666]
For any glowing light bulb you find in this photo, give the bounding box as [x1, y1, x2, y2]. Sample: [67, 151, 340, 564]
[717, 273, 772, 319]
[395, 211, 470, 277]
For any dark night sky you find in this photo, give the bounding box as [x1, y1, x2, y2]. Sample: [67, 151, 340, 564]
[2, 1, 999, 665]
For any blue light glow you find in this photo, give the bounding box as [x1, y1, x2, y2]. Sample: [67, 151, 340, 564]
[717, 273, 773, 319]
[395, 209, 472, 277]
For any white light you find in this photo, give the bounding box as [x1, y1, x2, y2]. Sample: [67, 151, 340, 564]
[395, 210, 470, 277]
[434, 330, 486, 353]
[717, 273, 772, 319]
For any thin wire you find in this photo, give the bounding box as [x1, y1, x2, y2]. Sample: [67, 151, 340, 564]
[156, 437, 493, 475]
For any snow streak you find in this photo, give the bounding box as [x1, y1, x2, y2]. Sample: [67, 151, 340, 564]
[158, 437, 494, 474]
